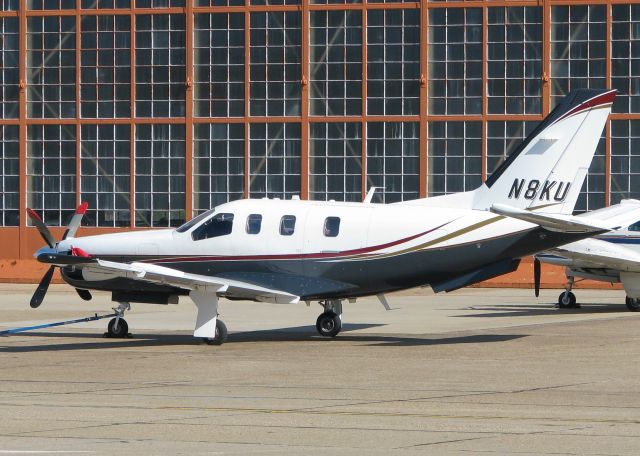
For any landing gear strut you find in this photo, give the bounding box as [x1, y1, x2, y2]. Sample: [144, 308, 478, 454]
[557, 276, 579, 309]
[316, 300, 343, 338]
[106, 302, 131, 338]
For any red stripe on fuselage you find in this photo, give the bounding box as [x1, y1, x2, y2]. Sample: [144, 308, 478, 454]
[147, 221, 452, 264]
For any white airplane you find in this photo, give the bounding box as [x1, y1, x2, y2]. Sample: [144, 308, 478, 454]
[27, 89, 629, 345]
[535, 204, 640, 311]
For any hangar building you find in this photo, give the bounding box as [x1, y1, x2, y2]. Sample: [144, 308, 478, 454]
[1, 0, 639, 260]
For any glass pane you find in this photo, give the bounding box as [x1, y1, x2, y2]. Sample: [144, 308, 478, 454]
[135, 124, 185, 227]
[193, 123, 245, 213]
[135, 14, 185, 118]
[27, 125, 76, 226]
[366, 122, 418, 203]
[27, 16, 76, 118]
[250, 12, 301, 116]
[428, 121, 481, 196]
[249, 123, 300, 198]
[428, 8, 482, 115]
[310, 122, 361, 202]
[368, 10, 419, 115]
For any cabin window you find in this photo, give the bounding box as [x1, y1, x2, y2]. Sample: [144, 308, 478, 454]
[280, 215, 296, 236]
[246, 214, 262, 234]
[629, 221, 640, 231]
[192, 213, 234, 240]
[324, 217, 340, 237]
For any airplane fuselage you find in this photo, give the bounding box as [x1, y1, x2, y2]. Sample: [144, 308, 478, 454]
[57, 198, 595, 302]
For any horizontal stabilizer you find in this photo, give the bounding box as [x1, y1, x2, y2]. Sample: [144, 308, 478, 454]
[490, 204, 610, 233]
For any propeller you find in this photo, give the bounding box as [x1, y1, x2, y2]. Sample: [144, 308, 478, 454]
[534, 256, 541, 298]
[27, 203, 92, 308]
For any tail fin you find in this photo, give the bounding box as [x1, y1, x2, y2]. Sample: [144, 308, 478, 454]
[473, 89, 615, 214]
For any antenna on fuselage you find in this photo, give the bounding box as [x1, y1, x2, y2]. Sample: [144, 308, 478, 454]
[364, 187, 384, 204]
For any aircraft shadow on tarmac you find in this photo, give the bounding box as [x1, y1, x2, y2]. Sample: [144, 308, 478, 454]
[0, 323, 526, 351]
[457, 303, 630, 318]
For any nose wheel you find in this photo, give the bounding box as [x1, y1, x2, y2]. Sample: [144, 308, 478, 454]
[105, 302, 131, 338]
[316, 300, 343, 338]
[107, 317, 129, 338]
[557, 276, 580, 309]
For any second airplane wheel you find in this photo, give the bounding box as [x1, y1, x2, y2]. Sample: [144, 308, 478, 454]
[316, 311, 342, 338]
[558, 291, 577, 309]
[107, 318, 129, 338]
[204, 319, 228, 345]
[625, 296, 640, 312]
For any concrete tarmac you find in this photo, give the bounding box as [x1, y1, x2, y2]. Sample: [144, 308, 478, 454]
[0, 284, 639, 455]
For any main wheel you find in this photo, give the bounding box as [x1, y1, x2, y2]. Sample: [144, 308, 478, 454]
[316, 311, 342, 338]
[107, 317, 129, 338]
[558, 291, 577, 308]
[204, 319, 228, 345]
[626, 296, 640, 312]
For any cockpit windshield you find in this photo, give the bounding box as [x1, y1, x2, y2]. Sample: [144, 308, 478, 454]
[175, 208, 216, 233]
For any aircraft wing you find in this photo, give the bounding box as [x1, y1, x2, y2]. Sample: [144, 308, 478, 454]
[490, 204, 610, 233]
[540, 237, 640, 273]
[86, 260, 300, 304]
[68, 258, 300, 305]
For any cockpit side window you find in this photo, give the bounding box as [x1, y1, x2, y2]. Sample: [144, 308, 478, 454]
[176, 208, 215, 233]
[629, 221, 640, 232]
[246, 214, 262, 234]
[324, 217, 340, 237]
[280, 215, 296, 236]
[192, 213, 234, 240]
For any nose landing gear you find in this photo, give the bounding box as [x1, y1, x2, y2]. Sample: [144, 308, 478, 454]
[105, 302, 131, 338]
[557, 276, 579, 309]
[316, 300, 343, 338]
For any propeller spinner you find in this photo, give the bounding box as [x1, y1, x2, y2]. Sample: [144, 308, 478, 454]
[27, 202, 92, 308]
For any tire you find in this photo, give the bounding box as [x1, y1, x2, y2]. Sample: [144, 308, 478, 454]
[204, 319, 228, 345]
[107, 318, 129, 338]
[316, 311, 342, 338]
[558, 291, 577, 308]
[626, 296, 640, 312]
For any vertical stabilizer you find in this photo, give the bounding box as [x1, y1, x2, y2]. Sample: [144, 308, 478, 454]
[473, 89, 615, 214]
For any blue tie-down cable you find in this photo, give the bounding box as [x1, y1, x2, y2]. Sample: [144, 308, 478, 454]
[0, 312, 118, 336]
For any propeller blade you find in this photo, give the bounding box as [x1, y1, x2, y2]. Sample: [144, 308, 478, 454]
[27, 208, 56, 248]
[30, 266, 55, 308]
[63, 202, 89, 240]
[75, 288, 92, 301]
[534, 257, 541, 298]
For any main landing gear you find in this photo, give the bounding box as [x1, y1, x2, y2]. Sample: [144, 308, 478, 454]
[626, 296, 640, 312]
[557, 276, 580, 309]
[316, 300, 343, 338]
[105, 302, 131, 338]
[203, 319, 228, 346]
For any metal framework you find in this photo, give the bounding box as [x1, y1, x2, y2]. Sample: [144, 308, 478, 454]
[1, 0, 640, 260]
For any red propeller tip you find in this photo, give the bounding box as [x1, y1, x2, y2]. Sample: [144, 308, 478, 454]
[76, 202, 89, 215]
[27, 208, 42, 222]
